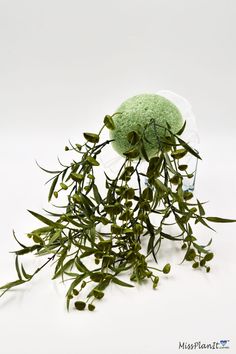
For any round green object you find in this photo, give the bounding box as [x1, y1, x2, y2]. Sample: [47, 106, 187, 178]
[110, 94, 183, 158]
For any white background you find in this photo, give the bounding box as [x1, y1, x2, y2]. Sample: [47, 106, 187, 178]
[0, 1, 236, 353]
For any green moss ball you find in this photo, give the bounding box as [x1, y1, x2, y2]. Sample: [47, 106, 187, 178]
[110, 94, 183, 158]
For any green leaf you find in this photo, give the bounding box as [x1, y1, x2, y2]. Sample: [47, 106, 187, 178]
[177, 120, 186, 135]
[14, 245, 42, 255]
[127, 131, 140, 145]
[93, 184, 102, 204]
[0, 279, 26, 291]
[21, 265, 32, 280]
[86, 156, 100, 166]
[53, 258, 74, 279]
[48, 175, 59, 202]
[28, 210, 63, 228]
[36, 161, 61, 174]
[171, 149, 188, 160]
[112, 277, 134, 288]
[176, 137, 201, 160]
[104, 115, 115, 130]
[196, 216, 215, 231]
[206, 216, 236, 223]
[49, 230, 61, 245]
[15, 256, 22, 280]
[70, 172, 84, 183]
[154, 179, 168, 193]
[32, 234, 44, 245]
[31, 226, 53, 235]
[140, 143, 149, 162]
[83, 132, 99, 144]
[197, 199, 205, 216]
[160, 232, 181, 241]
[123, 147, 140, 159]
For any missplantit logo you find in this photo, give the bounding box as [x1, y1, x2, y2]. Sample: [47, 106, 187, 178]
[178, 340, 230, 350]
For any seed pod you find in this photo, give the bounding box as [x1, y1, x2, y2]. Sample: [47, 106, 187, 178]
[183, 191, 193, 200]
[88, 303, 96, 311]
[93, 289, 104, 300]
[60, 182, 68, 190]
[104, 115, 115, 130]
[204, 253, 214, 262]
[192, 262, 199, 268]
[153, 276, 159, 289]
[163, 263, 171, 274]
[73, 289, 79, 296]
[142, 187, 153, 201]
[185, 249, 196, 261]
[74, 301, 86, 311]
[70, 172, 84, 183]
[127, 130, 140, 145]
[83, 132, 99, 143]
[171, 149, 187, 159]
[123, 188, 135, 200]
[200, 259, 206, 267]
[178, 164, 188, 171]
[86, 156, 100, 166]
[90, 273, 104, 282]
[111, 224, 122, 234]
[123, 147, 140, 159]
[170, 175, 180, 185]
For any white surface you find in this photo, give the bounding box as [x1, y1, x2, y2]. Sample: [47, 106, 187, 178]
[0, 1, 236, 354]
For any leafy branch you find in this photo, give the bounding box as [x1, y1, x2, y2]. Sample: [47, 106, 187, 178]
[1, 115, 235, 311]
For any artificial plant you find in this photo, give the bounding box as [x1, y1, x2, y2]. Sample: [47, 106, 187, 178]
[0, 96, 235, 312]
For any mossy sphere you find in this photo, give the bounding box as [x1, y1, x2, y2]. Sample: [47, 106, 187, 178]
[110, 94, 183, 158]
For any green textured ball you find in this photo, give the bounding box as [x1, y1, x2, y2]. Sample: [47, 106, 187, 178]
[110, 94, 183, 158]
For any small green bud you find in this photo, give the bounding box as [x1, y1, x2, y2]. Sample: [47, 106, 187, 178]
[181, 243, 187, 249]
[163, 263, 171, 274]
[54, 191, 58, 198]
[81, 281, 86, 289]
[206, 266, 211, 273]
[74, 301, 86, 311]
[65, 146, 69, 151]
